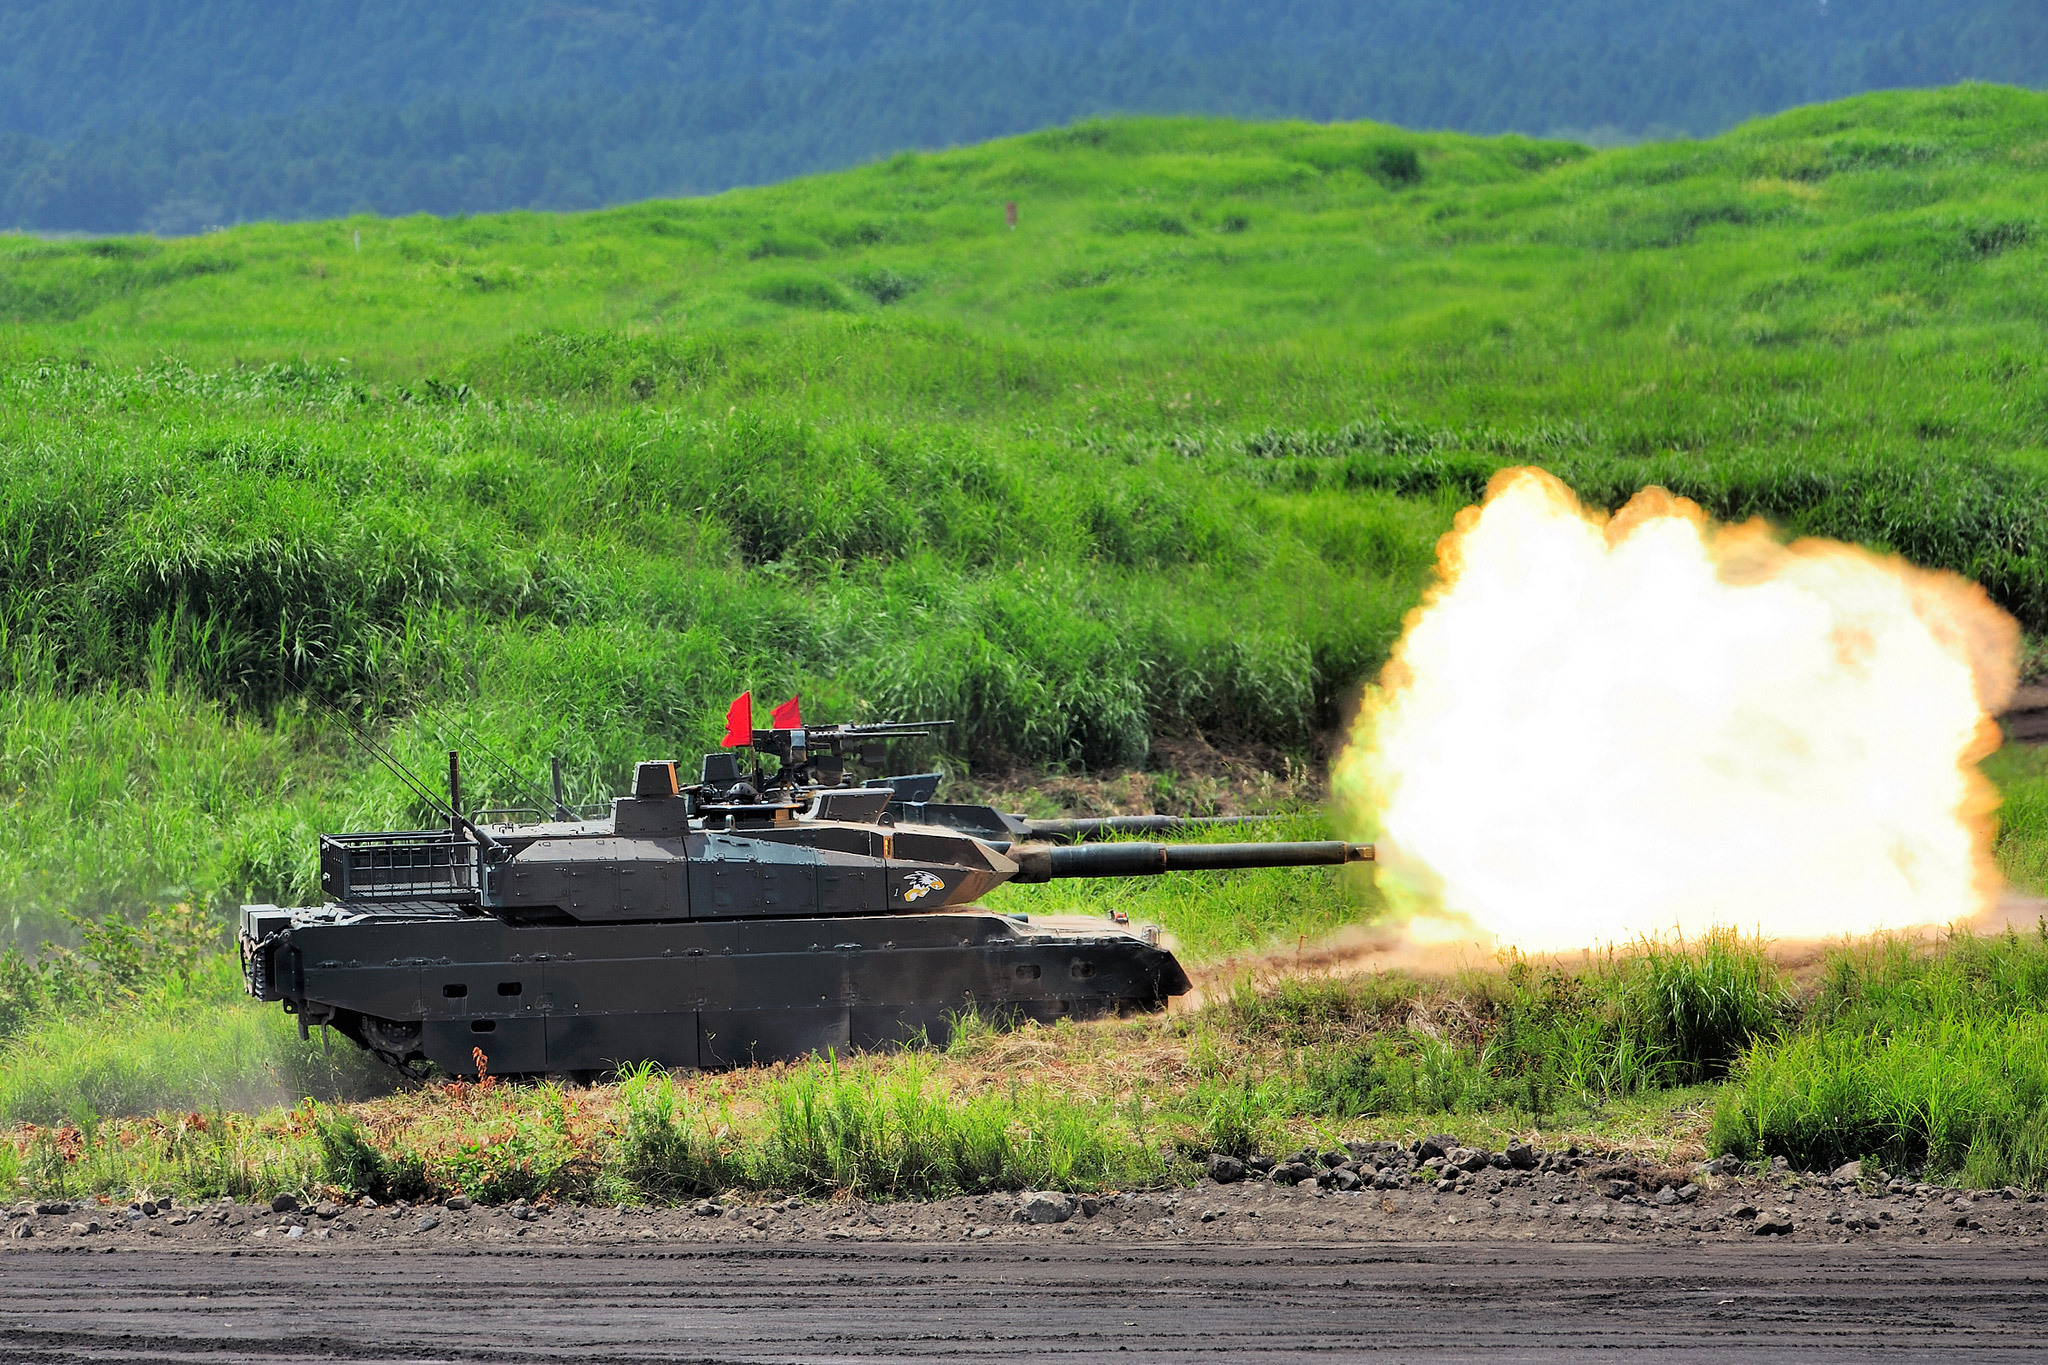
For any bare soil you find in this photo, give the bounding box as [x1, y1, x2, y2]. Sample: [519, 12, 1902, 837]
[3, 1232, 2045, 1363]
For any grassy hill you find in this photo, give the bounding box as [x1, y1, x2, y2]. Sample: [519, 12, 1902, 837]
[9, 86, 2048, 1193]
[3, 84, 2048, 949]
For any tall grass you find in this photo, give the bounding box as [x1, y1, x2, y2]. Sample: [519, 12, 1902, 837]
[617, 1057, 1173, 1201]
[1714, 926, 2048, 1179]
[1214, 928, 1789, 1121]
[5, 91, 2048, 945]
[22, 928, 2048, 1201]
[0, 950, 388, 1126]
[9, 93, 2048, 1193]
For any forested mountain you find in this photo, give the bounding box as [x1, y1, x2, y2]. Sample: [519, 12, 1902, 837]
[0, 0, 2041, 234]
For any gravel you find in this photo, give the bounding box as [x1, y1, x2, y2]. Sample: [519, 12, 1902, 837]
[8, 1146, 2041, 1255]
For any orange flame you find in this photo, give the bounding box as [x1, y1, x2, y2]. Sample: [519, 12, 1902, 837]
[1334, 468, 2019, 952]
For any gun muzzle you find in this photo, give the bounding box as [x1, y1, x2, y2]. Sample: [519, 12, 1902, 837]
[1008, 839, 1373, 884]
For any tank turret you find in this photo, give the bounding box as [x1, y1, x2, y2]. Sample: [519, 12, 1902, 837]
[242, 715, 1370, 1078]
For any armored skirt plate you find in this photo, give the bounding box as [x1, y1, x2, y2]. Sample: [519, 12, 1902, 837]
[271, 910, 1188, 1076]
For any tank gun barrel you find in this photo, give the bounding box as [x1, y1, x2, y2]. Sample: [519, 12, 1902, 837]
[1008, 839, 1373, 883]
[1016, 813, 1271, 844]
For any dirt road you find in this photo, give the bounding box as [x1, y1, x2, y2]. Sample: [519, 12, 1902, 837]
[2, 1239, 2045, 1363]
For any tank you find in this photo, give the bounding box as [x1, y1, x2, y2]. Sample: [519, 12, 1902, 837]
[240, 719, 1373, 1078]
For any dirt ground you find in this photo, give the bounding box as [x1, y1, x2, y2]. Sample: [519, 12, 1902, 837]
[9, 1156, 2041, 1253]
[3, 1234, 2045, 1363]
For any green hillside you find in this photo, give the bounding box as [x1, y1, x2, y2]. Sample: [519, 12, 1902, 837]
[4, 84, 2048, 951]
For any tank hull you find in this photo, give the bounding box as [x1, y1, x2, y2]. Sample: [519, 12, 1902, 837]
[243, 905, 1189, 1077]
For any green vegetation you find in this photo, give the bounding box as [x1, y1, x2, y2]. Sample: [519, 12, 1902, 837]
[6, 88, 2048, 938]
[17, 925, 2048, 1206]
[1714, 925, 2048, 1183]
[7, 89, 2048, 1197]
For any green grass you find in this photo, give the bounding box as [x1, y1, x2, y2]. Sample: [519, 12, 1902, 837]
[7, 87, 2048, 943]
[8, 87, 2048, 1194]
[16, 925, 2048, 1207]
[1713, 923, 2048, 1179]
[6, 93, 2048, 901]
[17, 924, 2048, 1204]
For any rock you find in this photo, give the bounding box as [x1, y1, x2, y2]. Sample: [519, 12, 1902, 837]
[1730, 1204, 1759, 1220]
[34, 1201, 68, 1216]
[1655, 1186, 1681, 1207]
[1416, 1135, 1460, 1162]
[1206, 1154, 1246, 1185]
[138, 1200, 157, 1217]
[314, 1201, 342, 1220]
[1330, 1168, 1362, 1192]
[69, 1221, 97, 1236]
[1371, 1169, 1403, 1191]
[1504, 1142, 1537, 1170]
[286, 1225, 307, 1240]
[1269, 1162, 1315, 1186]
[510, 1202, 537, 1221]
[1319, 1150, 1347, 1169]
[8, 1224, 32, 1240]
[1768, 1156, 1791, 1174]
[1449, 1148, 1490, 1173]
[1698, 1156, 1743, 1177]
[1676, 1184, 1700, 1204]
[270, 1194, 300, 1215]
[1013, 1192, 1075, 1225]
[1199, 1210, 1220, 1223]
[969, 1226, 992, 1239]
[1434, 1178, 1458, 1194]
[1245, 1155, 1276, 1175]
[443, 1196, 471, 1212]
[1601, 1180, 1638, 1200]
[1753, 1212, 1795, 1236]
[1832, 1161, 1864, 1181]
[413, 1215, 440, 1233]
[1077, 1196, 1101, 1218]
[691, 1200, 723, 1218]
[123, 1207, 147, 1224]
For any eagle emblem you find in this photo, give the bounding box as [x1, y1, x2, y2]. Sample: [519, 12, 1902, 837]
[902, 870, 945, 903]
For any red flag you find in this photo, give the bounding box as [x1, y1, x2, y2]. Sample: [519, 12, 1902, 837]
[769, 694, 802, 729]
[721, 691, 753, 747]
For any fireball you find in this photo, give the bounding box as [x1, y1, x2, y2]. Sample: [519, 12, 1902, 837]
[1334, 468, 2018, 952]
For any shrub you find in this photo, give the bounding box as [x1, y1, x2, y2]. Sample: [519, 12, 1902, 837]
[315, 1111, 432, 1202]
[613, 1064, 738, 1200]
[1369, 144, 1423, 187]
[747, 274, 853, 310]
[1630, 930, 1791, 1083]
[848, 267, 920, 304]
